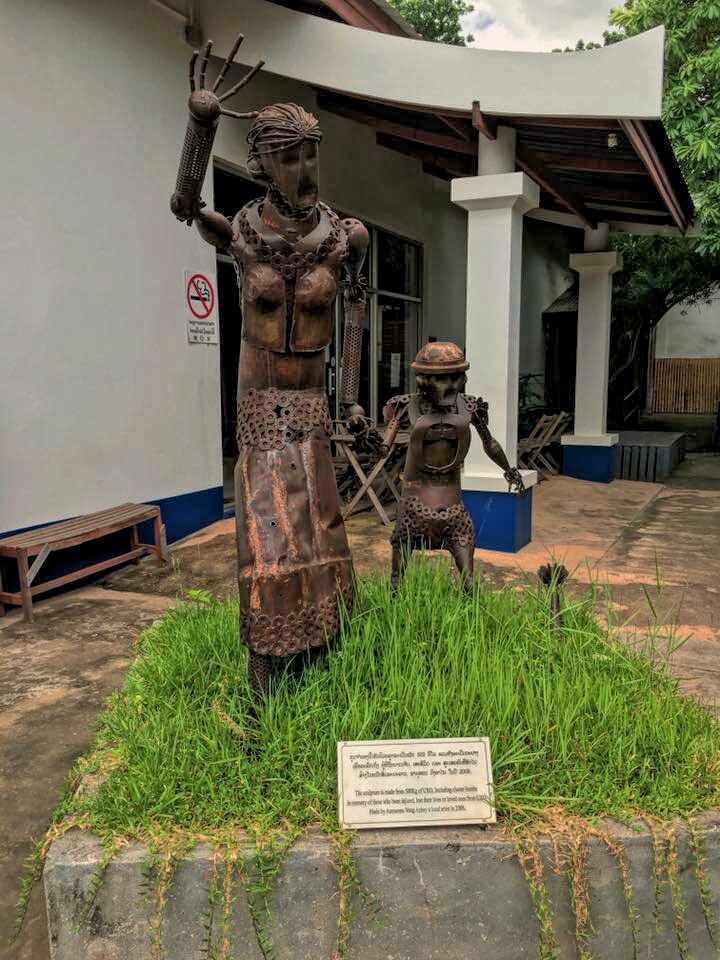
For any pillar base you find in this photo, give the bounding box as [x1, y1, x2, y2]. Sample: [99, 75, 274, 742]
[462, 488, 532, 553]
[562, 444, 618, 483]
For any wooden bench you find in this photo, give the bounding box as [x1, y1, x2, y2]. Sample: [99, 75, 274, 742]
[0, 503, 166, 622]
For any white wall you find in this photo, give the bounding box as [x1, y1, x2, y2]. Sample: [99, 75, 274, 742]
[519, 219, 579, 383]
[0, 0, 467, 534]
[0, 0, 220, 533]
[654, 293, 720, 358]
[202, 0, 666, 120]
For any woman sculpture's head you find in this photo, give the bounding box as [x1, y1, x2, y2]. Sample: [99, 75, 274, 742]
[247, 103, 322, 210]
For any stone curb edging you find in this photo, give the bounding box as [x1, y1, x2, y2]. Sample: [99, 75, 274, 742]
[44, 816, 720, 960]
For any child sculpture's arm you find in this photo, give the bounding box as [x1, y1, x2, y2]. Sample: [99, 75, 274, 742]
[470, 401, 525, 496]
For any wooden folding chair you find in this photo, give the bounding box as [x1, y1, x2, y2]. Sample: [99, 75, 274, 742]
[332, 430, 407, 526]
[525, 411, 571, 477]
[517, 414, 554, 470]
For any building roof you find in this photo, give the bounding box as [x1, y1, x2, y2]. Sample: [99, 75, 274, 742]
[206, 0, 693, 232]
[271, 0, 419, 38]
[544, 285, 579, 314]
[314, 92, 693, 231]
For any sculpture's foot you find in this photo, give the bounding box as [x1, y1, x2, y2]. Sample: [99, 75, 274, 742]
[248, 651, 272, 702]
[391, 544, 409, 594]
[449, 543, 475, 593]
[247, 646, 329, 707]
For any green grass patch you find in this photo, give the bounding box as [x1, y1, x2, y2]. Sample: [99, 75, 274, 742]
[63, 560, 720, 841]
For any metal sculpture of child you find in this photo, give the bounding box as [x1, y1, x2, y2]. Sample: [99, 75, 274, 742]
[383, 342, 525, 589]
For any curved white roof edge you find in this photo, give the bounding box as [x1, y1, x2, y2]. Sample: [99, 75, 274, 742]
[203, 0, 665, 118]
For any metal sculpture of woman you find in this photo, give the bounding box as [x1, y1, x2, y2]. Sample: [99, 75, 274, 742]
[170, 38, 369, 696]
[383, 342, 525, 589]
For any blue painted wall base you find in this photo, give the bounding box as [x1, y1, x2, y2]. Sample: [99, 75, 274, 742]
[562, 445, 617, 484]
[462, 488, 533, 553]
[137, 485, 224, 545]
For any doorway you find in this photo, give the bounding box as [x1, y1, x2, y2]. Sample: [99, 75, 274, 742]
[543, 310, 577, 414]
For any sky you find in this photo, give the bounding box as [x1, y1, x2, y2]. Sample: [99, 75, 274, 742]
[461, 0, 616, 53]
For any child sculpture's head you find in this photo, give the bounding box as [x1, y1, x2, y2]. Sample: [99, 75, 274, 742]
[412, 342, 469, 410]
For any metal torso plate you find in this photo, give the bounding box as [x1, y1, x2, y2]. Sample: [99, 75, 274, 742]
[408, 395, 471, 476]
[230, 199, 348, 354]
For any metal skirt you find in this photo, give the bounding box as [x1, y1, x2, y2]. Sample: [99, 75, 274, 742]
[391, 497, 475, 551]
[235, 423, 353, 657]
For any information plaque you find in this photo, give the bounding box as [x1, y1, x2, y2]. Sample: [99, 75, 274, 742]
[337, 737, 495, 829]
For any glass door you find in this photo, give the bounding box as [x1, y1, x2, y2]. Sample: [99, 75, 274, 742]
[375, 231, 422, 418]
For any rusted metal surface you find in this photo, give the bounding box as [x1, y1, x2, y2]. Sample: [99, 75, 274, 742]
[385, 342, 525, 589]
[537, 563, 569, 635]
[171, 36, 369, 695]
[171, 36, 263, 226]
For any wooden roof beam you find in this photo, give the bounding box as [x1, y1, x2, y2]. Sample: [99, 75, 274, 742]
[422, 162, 454, 181]
[619, 119, 688, 231]
[343, 96, 471, 120]
[567, 184, 661, 204]
[319, 0, 412, 36]
[534, 153, 647, 175]
[516, 144, 596, 228]
[508, 116, 619, 130]
[471, 101, 497, 141]
[317, 93, 476, 155]
[437, 115, 475, 143]
[376, 133, 475, 176]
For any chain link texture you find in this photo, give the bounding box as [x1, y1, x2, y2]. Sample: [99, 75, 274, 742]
[235, 199, 347, 280]
[236, 388, 333, 450]
[241, 587, 352, 657]
[391, 497, 475, 551]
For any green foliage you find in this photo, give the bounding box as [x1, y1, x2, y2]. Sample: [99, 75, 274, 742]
[609, 233, 720, 390]
[552, 38, 602, 52]
[608, 0, 720, 396]
[63, 563, 720, 841]
[389, 0, 474, 44]
[609, 0, 720, 252]
[560, 1, 720, 404]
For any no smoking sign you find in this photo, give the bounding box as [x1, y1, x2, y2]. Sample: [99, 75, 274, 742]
[184, 271, 218, 344]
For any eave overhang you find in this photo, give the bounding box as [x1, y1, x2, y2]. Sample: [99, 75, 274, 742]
[204, 0, 693, 230]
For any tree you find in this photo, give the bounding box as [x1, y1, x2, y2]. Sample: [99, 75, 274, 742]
[552, 38, 602, 52]
[389, 0, 475, 44]
[607, 234, 720, 410]
[609, 0, 720, 252]
[558, 2, 720, 418]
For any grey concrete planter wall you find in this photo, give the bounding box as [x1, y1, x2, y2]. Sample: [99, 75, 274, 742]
[44, 817, 720, 960]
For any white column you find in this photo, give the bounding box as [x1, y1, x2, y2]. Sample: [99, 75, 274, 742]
[477, 126, 516, 176]
[451, 171, 540, 491]
[562, 250, 622, 446]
